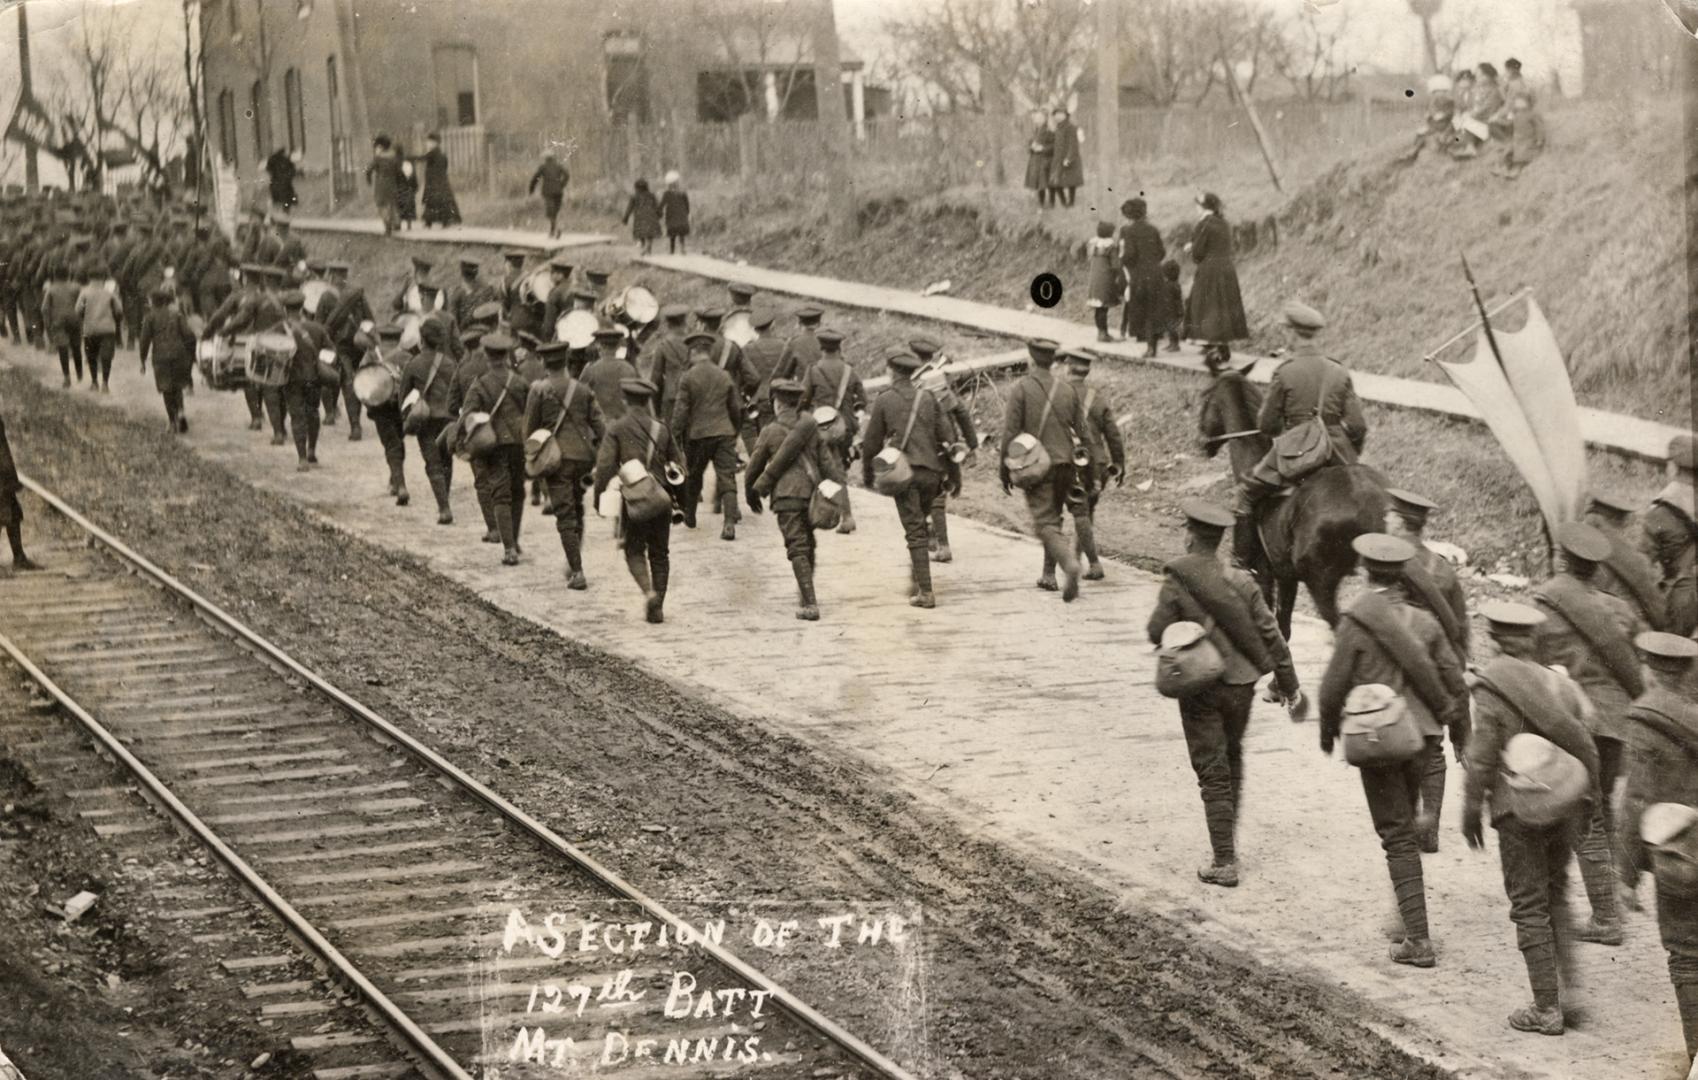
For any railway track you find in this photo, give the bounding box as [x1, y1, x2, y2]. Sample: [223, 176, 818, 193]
[0, 476, 915, 1080]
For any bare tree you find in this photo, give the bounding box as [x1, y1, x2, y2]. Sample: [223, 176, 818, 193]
[693, 0, 817, 121]
[1191, 0, 1286, 104]
[1269, 4, 1353, 102]
[1119, 0, 1213, 106]
[1409, 0, 1443, 75]
[884, 0, 1091, 114]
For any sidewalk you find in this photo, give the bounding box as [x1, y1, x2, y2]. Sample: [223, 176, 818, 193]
[291, 216, 610, 254]
[1, 339, 1688, 1080]
[637, 253, 1683, 464]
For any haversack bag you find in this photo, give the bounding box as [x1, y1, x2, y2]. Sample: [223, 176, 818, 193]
[1498, 732, 1591, 826]
[872, 391, 926, 496]
[523, 381, 579, 479]
[1643, 802, 1698, 899]
[1154, 621, 1225, 699]
[461, 375, 515, 461]
[1339, 683, 1423, 765]
[1272, 418, 1332, 482]
[1005, 376, 1066, 490]
[401, 354, 443, 436]
[618, 421, 673, 523]
[799, 451, 844, 530]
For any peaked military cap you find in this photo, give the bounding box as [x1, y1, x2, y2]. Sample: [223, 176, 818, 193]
[620, 377, 658, 397]
[1353, 533, 1416, 568]
[537, 341, 571, 362]
[1553, 520, 1611, 564]
[375, 323, 404, 339]
[661, 304, 689, 322]
[469, 300, 503, 326]
[503, 249, 527, 263]
[1481, 599, 1545, 636]
[1386, 489, 1438, 526]
[481, 332, 516, 353]
[749, 311, 776, 330]
[279, 289, 306, 309]
[817, 329, 845, 348]
[796, 306, 824, 323]
[409, 255, 433, 271]
[1637, 630, 1698, 670]
[1027, 338, 1059, 361]
[683, 331, 716, 350]
[727, 282, 757, 305]
[1588, 490, 1642, 517]
[584, 268, 611, 285]
[1283, 299, 1326, 333]
[770, 378, 804, 395]
[884, 349, 922, 371]
[1062, 347, 1096, 368]
[549, 256, 574, 273]
[695, 307, 726, 323]
[458, 257, 481, 272]
[1180, 498, 1234, 532]
[908, 337, 941, 359]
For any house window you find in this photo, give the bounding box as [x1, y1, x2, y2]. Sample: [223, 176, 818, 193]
[283, 68, 306, 153]
[604, 33, 650, 124]
[432, 45, 479, 128]
[249, 79, 269, 157]
[217, 88, 239, 167]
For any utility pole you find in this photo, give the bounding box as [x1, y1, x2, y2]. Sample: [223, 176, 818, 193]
[1685, 17, 1698, 448]
[17, 1, 39, 191]
[1094, 0, 1120, 213]
[809, 0, 856, 240]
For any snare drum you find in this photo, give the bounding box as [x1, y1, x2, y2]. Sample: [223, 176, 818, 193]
[248, 331, 294, 388]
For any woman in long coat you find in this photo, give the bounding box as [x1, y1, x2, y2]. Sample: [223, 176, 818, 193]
[395, 143, 418, 230]
[1024, 110, 1054, 209]
[419, 134, 462, 228]
[1047, 108, 1084, 207]
[1118, 197, 1167, 355]
[1183, 192, 1248, 346]
[366, 138, 402, 236]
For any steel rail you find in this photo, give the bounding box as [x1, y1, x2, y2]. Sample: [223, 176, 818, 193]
[0, 628, 470, 1080]
[16, 473, 920, 1080]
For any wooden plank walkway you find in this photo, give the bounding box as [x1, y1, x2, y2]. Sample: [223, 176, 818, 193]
[2, 300, 1688, 1080]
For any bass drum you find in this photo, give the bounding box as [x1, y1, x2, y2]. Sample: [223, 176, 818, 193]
[557, 309, 600, 349]
[353, 356, 399, 406]
[610, 285, 658, 327]
[526, 266, 555, 305]
[248, 331, 295, 388]
[722, 310, 756, 348]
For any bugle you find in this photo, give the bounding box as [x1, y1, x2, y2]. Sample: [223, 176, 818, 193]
[1070, 439, 1091, 468]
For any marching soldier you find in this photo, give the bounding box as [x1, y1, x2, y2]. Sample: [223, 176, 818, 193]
[204, 264, 287, 435]
[999, 337, 1086, 601]
[1531, 521, 1642, 945]
[583, 267, 612, 301]
[727, 282, 757, 313]
[583, 326, 639, 424]
[800, 329, 862, 536]
[1587, 491, 1668, 630]
[910, 337, 976, 561]
[1064, 348, 1124, 580]
[592, 377, 685, 624]
[323, 261, 373, 441]
[1199, 346, 1263, 567]
[740, 311, 786, 439]
[540, 257, 575, 336]
[280, 289, 327, 471]
[775, 306, 824, 381]
[1643, 433, 1698, 636]
[693, 307, 750, 393]
[1147, 499, 1303, 887]
[1382, 488, 1471, 853]
[671, 331, 745, 539]
[522, 341, 604, 587]
[862, 348, 952, 608]
[137, 285, 196, 434]
[447, 255, 498, 330]
[460, 331, 529, 565]
[398, 319, 458, 525]
[1462, 600, 1601, 1036]
[646, 305, 692, 424]
[1619, 631, 1698, 1058]
[1318, 534, 1468, 970]
[365, 322, 411, 506]
[746, 378, 846, 621]
[447, 328, 499, 541]
[503, 250, 544, 341]
[1235, 302, 1367, 531]
[392, 254, 434, 317]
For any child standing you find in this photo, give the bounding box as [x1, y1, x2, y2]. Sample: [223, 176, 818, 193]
[1085, 221, 1122, 344]
[1492, 94, 1545, 180]
[1161, 260, 1184, 352]
[623, 178, 661, 255]
[660, 172, 691, 254]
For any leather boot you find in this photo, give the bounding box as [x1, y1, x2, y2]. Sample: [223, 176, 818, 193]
[626, 553, 658, 619]
[792, 557, 819, 621]
[562, 529, 586, 588]
[1232, 514, 1259, 571]
[1418, 753, 1445, 853]
[1077, 514, 1104, 579]
[909, 548, 935, 608]
[929, 503, 953, 562]
[719, 491, 737, 540]
[430, 473, 452, 524]
[1675, 983, 1698, 1060]
[495, 505, 518, 564]
[649, 561, 669, 623]
[836, 490, 856, 535]
[1575, 819, 1622, 943]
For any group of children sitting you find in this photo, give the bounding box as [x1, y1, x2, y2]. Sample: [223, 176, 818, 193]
[1411, 58, 1547, 179]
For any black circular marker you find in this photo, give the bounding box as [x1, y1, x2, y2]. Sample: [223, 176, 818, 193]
[1030, 274, 1062, 309]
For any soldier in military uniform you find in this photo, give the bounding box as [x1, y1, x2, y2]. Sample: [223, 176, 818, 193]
[365, 322, 411, 506]
[204, 264, 288, 435]
[522, 341, 604, 587]
[1065, 349, 1124, 580]
[1382, 488, 1471, 853]
[862, 349, 953, 608]
[583, 326, 639, 424]
[323, 261, 373, 441]
[739, 311, 786, 439]
[391, 254, 434, 318]
[671, 331, 745, 539]
[540, 257, 576, 336]
[447, 328, 499, 541]
[460, 331, 529, 565]
[727, 282, 757, 313]
[272, 216, 307, 268]
[447, 256, 498, 330]
[583, 267, 612, 301]
[1318, 534, 1468, 970]
[397, 319, 458, 525]
[691, 308, 750, 395]
[1235, 301, 1367, 527]
[1619, 631, 1698, 1058]
[1643, 434, 1698, 636]
[1531, 522, 1643, 945]
[910, 337, 977, 561]
[592, 377, 685, 624]
[280, 289, 328, 471]
[1462, 600, 1601, 1037]
[775, 306, 824, 381]
[1587, 491, 1668, 630]
[799, 328, 862, 536]
[1147, 499, 1303, 887]
[0, 397, 39, 571]
[645, 306, 692, 425]
[502, 251, 544, 342]
[746, 378, 846, 621]
[999, 337, 1086, 601]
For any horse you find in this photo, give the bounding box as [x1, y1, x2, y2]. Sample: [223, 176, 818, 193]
[1254, 463, 1391, 638]
[1194, 357, 1389, 638]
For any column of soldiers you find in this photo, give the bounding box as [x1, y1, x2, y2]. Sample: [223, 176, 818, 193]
[1144, 296, 1698, 1060]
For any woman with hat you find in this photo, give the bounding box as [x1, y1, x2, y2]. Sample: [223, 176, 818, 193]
[1024, 109, 1055, 209]
[1119, 198, 1167, 356]
[365, 136, 402, 236]
[592, 377, 685, 624]
[1318, 534, 1468, 970]
[1183, 192, 1248, 351]
[1461, 600, 1601, 1036]
[1046, 107, 1083, 208]
[746, 378, 846, 621]
[1619, 631, 1698, 1056]
[417, 133, 461, 229]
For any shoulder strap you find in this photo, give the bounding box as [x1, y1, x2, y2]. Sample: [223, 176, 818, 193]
[1031, 374, 1066, 443]
[1083, 387, 1098, 424]
[716, 341, 733, 371]
[833, 364, 853, 410]
[1537, 579, 1646, 697]
[551, 379, 579, 436]
[421, 354, 443, 396]
[1631, 702, 1698, 766]
[645, 417, 663, 468]
[1345, 592, 1454, 717]
[896, 389, 928, 452]
[490, 373, 515, 418]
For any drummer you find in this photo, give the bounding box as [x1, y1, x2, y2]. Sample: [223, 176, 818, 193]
[584, 267, 612, 301]
[398, 317, 459, 525]
[540, 257, 575, 334]
[363, 322, 411, 507]
[504, 251, 545, 341]
[694, 307, 751, 400]
[448, 327, 501, 542]
[739, 311, 785, 440]
[280, 289, 327, 472]
[392, 254, 435, 317]
[583, 325, 638, 423]
[448, 255, 499, 329]
[204, 263, 289, 438]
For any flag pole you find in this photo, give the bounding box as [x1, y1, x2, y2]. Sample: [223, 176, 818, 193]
[1460, 253, 1506, 372]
